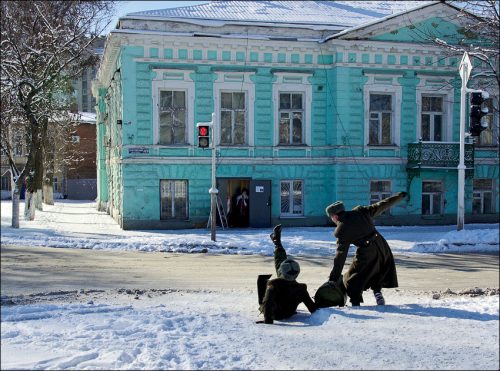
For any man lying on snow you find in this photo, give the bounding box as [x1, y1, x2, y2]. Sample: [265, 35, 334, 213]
[256, 224, 317, 324]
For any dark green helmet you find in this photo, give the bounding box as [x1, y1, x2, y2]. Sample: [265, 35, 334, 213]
[314, 275, 347, 308]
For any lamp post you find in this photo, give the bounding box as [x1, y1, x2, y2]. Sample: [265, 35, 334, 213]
[196, 112, 217, 241]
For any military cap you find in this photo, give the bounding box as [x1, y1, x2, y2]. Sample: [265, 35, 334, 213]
[325, 201, 345, 217]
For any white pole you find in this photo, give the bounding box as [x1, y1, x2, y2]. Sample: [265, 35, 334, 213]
[208, 112, 218, 241]
[457, 81, 466, 231]
[457, 52, 472, 231]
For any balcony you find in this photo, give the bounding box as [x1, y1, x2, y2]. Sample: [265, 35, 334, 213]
[407, 141, 474, 177]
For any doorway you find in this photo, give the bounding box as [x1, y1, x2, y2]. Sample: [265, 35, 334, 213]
[218, 178, 250, 228]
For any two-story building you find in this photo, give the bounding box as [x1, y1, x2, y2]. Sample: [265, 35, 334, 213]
[92, 1, 498, 229]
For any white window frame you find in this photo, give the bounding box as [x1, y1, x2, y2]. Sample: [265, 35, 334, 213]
[160, 179, 188, 220]
[363, 74, 401, 148]
[416, 78, 453, 142]
[152, 70, 194, 145]
[420, 95, 445, 141]
[273, 73, 312, 147]
[280, 179, 304, 217]
[214, 73, 254, 146]
[219, 91, 247, 145]
[421, 180, 444, 216]
[472, 179, 495, 214]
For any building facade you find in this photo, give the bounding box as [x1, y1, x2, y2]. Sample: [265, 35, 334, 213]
[92, 1, 499, 229]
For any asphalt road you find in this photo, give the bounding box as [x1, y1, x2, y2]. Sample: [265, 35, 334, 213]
[1, 244, 498, 297]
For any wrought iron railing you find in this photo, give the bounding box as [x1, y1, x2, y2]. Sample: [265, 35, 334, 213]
[407, 141, 474, 170]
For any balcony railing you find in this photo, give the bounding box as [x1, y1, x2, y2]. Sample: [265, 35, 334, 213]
[407, 141, 474, 170]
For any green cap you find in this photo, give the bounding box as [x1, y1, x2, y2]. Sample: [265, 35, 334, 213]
[325, 201, 345, 217]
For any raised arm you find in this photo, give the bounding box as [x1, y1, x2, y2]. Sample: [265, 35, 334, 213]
[274, 245, 288, 276]
[366, 192, 407, 218]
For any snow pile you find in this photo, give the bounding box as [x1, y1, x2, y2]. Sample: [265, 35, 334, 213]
[1, 290, 499, 370]
[1, 200, 498, 255]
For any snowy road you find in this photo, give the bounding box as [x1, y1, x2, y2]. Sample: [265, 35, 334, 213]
[2, 244, 498, 297]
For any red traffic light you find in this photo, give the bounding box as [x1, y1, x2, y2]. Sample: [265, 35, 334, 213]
[198, 125, 210, 148]
[198, 126, 209, 136]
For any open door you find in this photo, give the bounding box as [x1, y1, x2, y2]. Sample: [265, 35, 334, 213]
[249, 179, 271, 228]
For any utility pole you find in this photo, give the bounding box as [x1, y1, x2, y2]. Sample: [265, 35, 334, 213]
[196, 112, 217, 241]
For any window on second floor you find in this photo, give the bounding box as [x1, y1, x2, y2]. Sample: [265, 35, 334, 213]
[14, 136, 23, 156]
[369, 94, 393, 145]
[421, 96, 443, 141]
[159, 90, 186, 145]
[279, 92, 304, 145]
[220, 92, 246, 145]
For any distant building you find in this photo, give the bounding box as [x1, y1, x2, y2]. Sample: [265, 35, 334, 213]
[93, 1, 499, 229]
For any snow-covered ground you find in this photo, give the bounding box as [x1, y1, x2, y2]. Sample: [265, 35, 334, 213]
[1, 200, 498, 255]
[1, 200, 499, 370]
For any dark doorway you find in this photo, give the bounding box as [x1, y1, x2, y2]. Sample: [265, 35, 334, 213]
[218, 178, 250, 228]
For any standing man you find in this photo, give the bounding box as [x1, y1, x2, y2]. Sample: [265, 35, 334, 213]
[325, 192, 407, 306]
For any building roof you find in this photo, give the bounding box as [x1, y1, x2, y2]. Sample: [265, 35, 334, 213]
[125, 1, 432, 29]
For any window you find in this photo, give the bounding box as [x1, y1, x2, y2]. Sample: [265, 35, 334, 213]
[421, 96, 443, 141]
[422, 181, 443, 216]
[14, 136, 23, 156]
[280, 180, 303, 216]
[473, 179, 494, 214]
[279, 92, 304, 145]
[1, 173, 11, 191]
[477, 98, 498, 146]
[159, 90, 186, 145]
[220, 92, 246, 145]
[160, 180, 188, 220]
[369, 94, 393, 145]
[370, 180, 392, 215]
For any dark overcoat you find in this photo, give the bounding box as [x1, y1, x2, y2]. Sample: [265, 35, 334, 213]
[261, 245, 316, 324]
[329, 193, 405, 303]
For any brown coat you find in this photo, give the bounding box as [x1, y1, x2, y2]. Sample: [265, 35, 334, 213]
[329, 193, 405, 303]
[261, 245, 316, 324]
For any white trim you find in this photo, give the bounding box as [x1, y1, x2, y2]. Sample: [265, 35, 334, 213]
[272, 73, 312, 146]
[415, 77, 454, 141]
[213, 72, 255, 146]
[151, 70, 195, 145]
[363, 74, 402, 149]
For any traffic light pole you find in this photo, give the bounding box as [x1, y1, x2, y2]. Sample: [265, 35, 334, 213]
[209, 112, 217, 242]
[196, 113, 217, 241]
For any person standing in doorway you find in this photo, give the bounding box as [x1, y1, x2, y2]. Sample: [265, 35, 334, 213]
[325, 192, 407, 306]
[235, 188, 249, 227]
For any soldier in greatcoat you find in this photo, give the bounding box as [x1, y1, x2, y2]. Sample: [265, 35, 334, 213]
[325, 192, 407, 306]
[257, 225, 317, 324]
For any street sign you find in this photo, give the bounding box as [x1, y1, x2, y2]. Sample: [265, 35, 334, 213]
[459, 52, 472, 83]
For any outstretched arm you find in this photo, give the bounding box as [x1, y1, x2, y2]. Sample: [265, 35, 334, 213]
[366, 192, 407, 218]
[329, 240, 350, 282]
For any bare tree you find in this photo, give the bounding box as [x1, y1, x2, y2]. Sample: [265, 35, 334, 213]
[1, 1, 115, 227]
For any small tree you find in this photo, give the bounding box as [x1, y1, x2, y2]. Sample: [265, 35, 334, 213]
[0, 1, 115, 227]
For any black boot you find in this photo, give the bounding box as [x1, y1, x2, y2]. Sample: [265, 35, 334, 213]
[270, 224, 282, 246]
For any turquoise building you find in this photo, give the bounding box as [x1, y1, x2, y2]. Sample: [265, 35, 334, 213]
[92, 1, 499, 229]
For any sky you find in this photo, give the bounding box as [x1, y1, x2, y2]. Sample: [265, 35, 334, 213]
[106, 1, 209, 33]
[1, 200, 499, 369]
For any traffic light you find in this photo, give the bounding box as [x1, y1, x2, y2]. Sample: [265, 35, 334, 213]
[198, 125, 210, 148]
[469, 91, 490, 136]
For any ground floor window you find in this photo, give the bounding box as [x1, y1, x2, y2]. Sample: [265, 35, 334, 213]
[1, 173, 11, 191]
[422, 181, 443, 216]
[473, 179, 494, 214]
[369, 180, 392, 215]
[280, 180, 303, 217]
[160, 180, 188, 220]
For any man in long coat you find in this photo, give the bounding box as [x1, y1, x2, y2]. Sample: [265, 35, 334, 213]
[325, 192, 407, 306]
